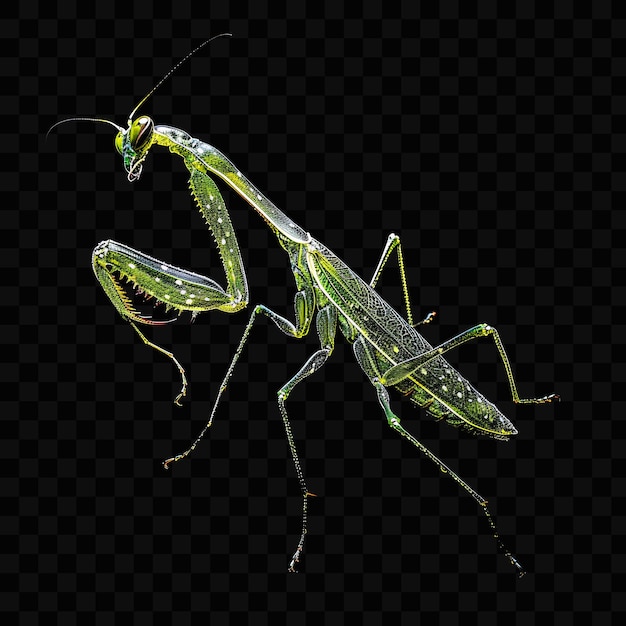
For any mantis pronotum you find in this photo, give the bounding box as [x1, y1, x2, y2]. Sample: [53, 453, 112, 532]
[51, 36, 559, 574]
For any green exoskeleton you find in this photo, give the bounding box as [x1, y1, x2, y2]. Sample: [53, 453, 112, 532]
[51, 37, 559, 574]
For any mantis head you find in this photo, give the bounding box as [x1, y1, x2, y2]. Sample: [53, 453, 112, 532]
[114, 116, 155, 182]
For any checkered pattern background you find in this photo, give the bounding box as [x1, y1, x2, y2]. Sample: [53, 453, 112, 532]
[6, 0, 622, 622]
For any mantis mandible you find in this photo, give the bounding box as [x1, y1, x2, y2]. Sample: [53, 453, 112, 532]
[50, 36, 559, 574]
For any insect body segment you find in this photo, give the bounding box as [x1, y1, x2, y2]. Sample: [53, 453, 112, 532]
[54, 42, 559, 575]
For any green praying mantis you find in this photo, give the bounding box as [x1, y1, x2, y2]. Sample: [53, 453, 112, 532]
[50, 36, 559, 574]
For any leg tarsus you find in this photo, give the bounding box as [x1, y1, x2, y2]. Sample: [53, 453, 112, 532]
[288, 545, 303, 573]
[129, 321, 188, 406]
[414, 311, 437, 326]
[515, 392, 560, 404]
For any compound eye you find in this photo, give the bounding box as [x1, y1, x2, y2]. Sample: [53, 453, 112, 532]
[129, 116, 154, 150]
[114, 132, 124, 155]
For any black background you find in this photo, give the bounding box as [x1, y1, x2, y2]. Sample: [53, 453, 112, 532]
[5, 0, 622, 622]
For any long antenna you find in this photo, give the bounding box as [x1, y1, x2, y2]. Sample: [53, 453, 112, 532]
[127, 32, 232, 125]
[46, 117, 124, 140]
